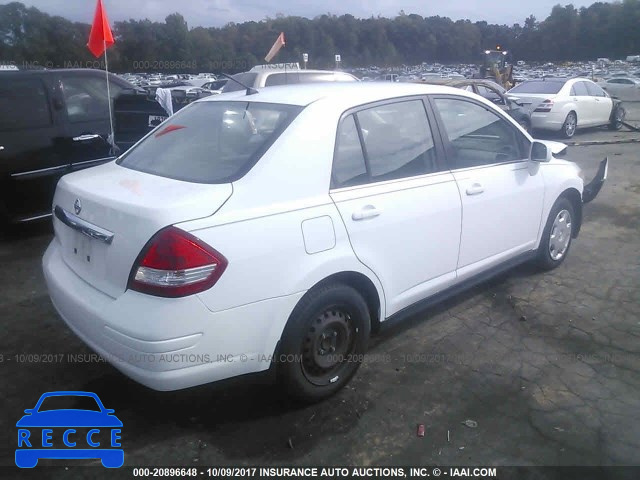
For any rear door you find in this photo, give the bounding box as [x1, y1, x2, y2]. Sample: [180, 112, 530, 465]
[570, 81, 594, 125]
[430, 95, 544, 281]
[57, 70, 126, 172]
[0, 73, 67, 221]
[330, 98, 462, 316]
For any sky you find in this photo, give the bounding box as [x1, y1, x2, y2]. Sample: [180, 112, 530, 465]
[7, 0, 606, 27]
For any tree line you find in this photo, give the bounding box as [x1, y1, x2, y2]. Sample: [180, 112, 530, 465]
[1, 1, 639, 73]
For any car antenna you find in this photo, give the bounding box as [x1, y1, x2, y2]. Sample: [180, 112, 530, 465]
[219, 73, 258, 95]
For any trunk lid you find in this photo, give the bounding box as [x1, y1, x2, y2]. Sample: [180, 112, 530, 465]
[52, 161, 232, 299]
[508, 94, 557, 114]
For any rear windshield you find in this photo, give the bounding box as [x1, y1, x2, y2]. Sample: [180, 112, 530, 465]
[117, 101, 302, 183]
[221, 73, 258, 92]
[509, 81, 565, 94]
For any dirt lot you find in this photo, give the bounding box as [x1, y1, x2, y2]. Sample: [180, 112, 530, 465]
[1, 121, 639, 476]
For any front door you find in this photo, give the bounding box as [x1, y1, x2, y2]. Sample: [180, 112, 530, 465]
[431, 96, 545, 281]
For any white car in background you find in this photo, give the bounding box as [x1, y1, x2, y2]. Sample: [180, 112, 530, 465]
[601, 77, 640, 102]
[43, 83, 607, 402]
[508, 78, 625, 138]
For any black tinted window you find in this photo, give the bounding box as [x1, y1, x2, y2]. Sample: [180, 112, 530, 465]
[118, 101, 302, 183]
[509, 81, 564, 94]
[0, 77, 52, 130]
[434, 98, 527, 169]
[332, 115, 367, 188]
[357, 100, 437, 182]
[221, 73, 257, 92]
[62, 75, 123, 123]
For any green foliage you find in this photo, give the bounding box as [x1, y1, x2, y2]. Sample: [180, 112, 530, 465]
[1, 1, 639, 72]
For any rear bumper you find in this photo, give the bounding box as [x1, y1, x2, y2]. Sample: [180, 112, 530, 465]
[531, 111, 566, 131]
[42, 240, 304, 391]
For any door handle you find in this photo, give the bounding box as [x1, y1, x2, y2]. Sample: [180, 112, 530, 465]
[466, 183, 484, 196]
[73, 134, 101, 142]
[352, 205, 380, 221]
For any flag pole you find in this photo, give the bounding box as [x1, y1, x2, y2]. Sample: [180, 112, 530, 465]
[103, 39, 115, 153]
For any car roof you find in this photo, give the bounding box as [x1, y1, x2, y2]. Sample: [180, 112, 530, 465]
[203, 82, 472, 107]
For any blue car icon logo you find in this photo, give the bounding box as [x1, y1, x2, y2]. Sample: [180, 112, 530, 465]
[16, 391, 123, 468]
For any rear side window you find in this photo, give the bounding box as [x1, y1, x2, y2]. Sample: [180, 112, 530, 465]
[571, 82, 589, 96]
[585, 82, 606, 97]
[0, 77, 52, 131]
[332, 99, 437, 188]
[509, 81, 564, 94]
[118, 101, 302, 183]
[332, 115, 368, 187]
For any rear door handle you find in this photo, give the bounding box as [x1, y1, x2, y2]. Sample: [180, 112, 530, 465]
[73, 134, 101, 142]
[352, 205, 380, 221]
[466, 183, 484, 196]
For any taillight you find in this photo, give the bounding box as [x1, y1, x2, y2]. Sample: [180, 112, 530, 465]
[129, 226, 227, 298]
[534, 99, 554, 112]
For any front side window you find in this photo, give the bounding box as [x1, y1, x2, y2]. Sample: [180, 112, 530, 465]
[61, 75, 123, 123]
[434, 97, 527, 169]
[331, 99, 438, 188]
[118, 101, 302, 183]
[0, 77, 51, 131]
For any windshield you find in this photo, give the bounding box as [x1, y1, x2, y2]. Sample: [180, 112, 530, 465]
[509, 81, 565, 94]
[118, 101, 302, 183]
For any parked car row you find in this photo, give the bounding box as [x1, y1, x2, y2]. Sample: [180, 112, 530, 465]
[0, 68, 622, 226]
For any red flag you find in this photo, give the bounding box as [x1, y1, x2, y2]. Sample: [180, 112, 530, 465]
[265, 32, 285, 62]
[87, 0, 115, 58]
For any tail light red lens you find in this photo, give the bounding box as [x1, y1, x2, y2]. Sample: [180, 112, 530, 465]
[534, 99, 554, 112]
[129, 226, 227, 298]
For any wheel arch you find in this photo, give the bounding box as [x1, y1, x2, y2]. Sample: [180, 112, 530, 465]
[559, 187, 583, 238]
[310, 271, 383, 334]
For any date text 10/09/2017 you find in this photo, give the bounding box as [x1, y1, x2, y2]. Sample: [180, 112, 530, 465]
[131, 467, 498, 478]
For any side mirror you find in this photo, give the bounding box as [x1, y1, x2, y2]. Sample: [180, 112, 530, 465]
[531, 141, 552, 162]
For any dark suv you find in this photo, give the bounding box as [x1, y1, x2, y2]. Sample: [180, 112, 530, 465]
[0, 68, 134, 225]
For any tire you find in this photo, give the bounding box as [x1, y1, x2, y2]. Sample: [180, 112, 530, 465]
[561, 112, 577, 138]
[278, 283, 370, 403]
[608, 105, 625, 130]
[535, 197, 576, 271]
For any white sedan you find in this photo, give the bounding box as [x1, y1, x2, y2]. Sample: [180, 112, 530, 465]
[43, 83, 607, 402]
[601, 77, 640, 102]
[508, 77, 625, 138]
